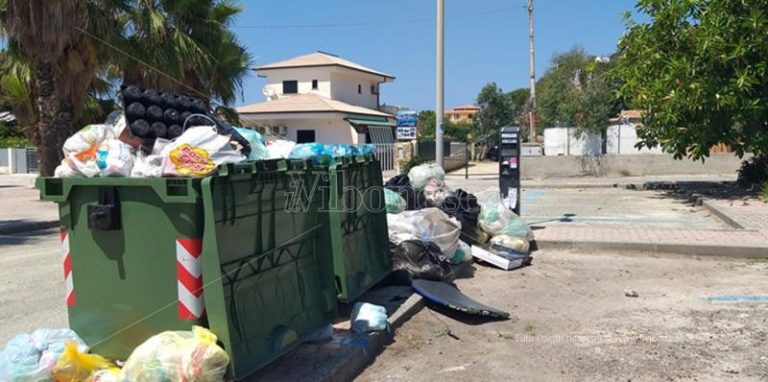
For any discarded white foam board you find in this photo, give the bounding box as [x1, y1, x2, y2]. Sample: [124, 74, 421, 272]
[471, 245, 528, 271]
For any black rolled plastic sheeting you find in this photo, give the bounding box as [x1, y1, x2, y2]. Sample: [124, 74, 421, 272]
[412, 279, 510, 319]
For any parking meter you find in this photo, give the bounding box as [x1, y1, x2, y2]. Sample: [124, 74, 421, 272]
[499, 126, 521, 215]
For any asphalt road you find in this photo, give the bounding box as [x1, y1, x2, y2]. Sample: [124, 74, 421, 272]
[0, 228, 68, 345]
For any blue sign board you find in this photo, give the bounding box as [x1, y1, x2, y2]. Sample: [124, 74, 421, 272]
[396, 111, 418, 127]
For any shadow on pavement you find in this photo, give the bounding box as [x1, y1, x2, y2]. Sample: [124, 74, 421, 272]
[0, 225, 58, 245]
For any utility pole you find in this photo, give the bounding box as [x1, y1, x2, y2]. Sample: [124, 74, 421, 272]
[528, 0, 537, 143]
[435, 0, 445, 167]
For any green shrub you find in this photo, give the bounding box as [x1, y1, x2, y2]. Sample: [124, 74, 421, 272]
[0, 136, 29, 148]
[399, 156, 423, 175]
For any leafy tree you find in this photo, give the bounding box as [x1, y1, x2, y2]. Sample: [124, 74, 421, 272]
[536, 47, 619, 136]
[416, 109, 472, 141]
[417, 110, 436, 140]
[612, 0, 768, 160]
[475, 82, 513, 147]
[507, 87, 529, 124]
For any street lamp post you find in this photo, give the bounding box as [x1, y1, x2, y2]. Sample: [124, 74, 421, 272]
[435, 0, 445, 168]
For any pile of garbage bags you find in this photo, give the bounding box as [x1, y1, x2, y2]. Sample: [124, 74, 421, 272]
[0, 326, 229, 382]
[385, 163, 534, 280]
[54, 111, 378, 179]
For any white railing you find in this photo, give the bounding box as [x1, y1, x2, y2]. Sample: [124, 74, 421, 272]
[373, 143, 396, 172]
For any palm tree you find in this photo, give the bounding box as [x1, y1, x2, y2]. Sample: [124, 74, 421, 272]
[1, 0, 250, 175]
[0, 51, 39, 146]
[3, 1, 100, 175]
[120, 0, 251, 106]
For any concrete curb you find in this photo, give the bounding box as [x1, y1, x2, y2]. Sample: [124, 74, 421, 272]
[537, 239, 768, 259]
[700, 199, 745, 229]
[315, 294, 426, 382]
[0, 220, 59, 235]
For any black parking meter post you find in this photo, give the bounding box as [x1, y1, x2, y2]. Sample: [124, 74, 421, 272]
[498, 126, 522, 215]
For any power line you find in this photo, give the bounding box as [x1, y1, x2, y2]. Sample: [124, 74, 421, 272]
[233, 6, 527, 29]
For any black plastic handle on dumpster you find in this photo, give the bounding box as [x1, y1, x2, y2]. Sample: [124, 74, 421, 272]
[88, 186, 121, 231]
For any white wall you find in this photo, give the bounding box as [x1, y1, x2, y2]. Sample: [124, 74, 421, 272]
[258, 66, 383, 110]
[330, 70, 379, 109]
[240, 113, 360, 144]
[544, 127, 602, 156]
[260, 67, 333, 99]
[606, 123, 663, 155]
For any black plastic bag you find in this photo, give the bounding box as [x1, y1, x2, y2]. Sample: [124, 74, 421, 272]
[439, 188, 481, 245]
[384, 175, 432, 210]
[392, 240, 452, 285]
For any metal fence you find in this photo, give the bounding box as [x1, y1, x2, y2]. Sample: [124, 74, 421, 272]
[416, 141, 451, 161]
[373, 143, 396, 172]
[25, 148, 38, 173]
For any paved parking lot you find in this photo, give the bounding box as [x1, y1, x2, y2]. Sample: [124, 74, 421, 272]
[360, 249, 768, 381]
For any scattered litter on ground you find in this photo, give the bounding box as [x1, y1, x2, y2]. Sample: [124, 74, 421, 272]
[351, 303, 390, 334]
[625, 289, 639, 298]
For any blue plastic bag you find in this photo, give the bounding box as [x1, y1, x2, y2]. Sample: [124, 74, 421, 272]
[326, 144, 356, 158]
[288, 143, 332, 165]
[356, 144, 376, 156]
[234, 127, 269, 161]
[350, 302, 389, 334]
[0, 329, 87, 382]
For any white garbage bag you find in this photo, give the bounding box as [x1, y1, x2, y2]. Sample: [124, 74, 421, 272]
[161, 126, 245, 177]
[408, 163, 445, 190]
[96, 139, 135, 177]
[62, 124, 113, 156]
[387, 208, 461, 259]
[131, 138, 171, 178]
[266, 140, 296, 159]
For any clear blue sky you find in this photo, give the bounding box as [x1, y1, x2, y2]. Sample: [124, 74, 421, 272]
[233, 0, 639, 111]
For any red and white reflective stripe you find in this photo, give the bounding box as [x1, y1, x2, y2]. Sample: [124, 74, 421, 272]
[60, 231, 75, 306]
[176, 238, 205, 320]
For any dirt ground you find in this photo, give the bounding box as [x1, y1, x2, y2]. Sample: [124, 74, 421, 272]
[358, 250, 768, 382]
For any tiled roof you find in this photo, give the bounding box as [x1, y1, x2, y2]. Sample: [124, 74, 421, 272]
[256, 52, 394, 79]
[448, 105, 480, 112]
[236, 93, 393, 118]
[619, 109, 642, 119]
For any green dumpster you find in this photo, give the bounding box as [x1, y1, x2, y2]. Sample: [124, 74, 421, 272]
[37, 159, 337, 379]
[321, 156, 392, 302]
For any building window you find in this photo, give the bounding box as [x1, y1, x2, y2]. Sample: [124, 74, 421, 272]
[358, 84, 362, 94]
[312, 79, 318, 90]
[296, 129, 316, 143]
[283, 80, 298, 94]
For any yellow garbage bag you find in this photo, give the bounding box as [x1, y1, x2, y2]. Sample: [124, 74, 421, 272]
[120, 326, 230, 382]
[52, 342, 116, 382]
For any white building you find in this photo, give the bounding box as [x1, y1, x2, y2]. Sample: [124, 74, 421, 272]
[236, 51, 396, 145]
[605, 110, 663, 155]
